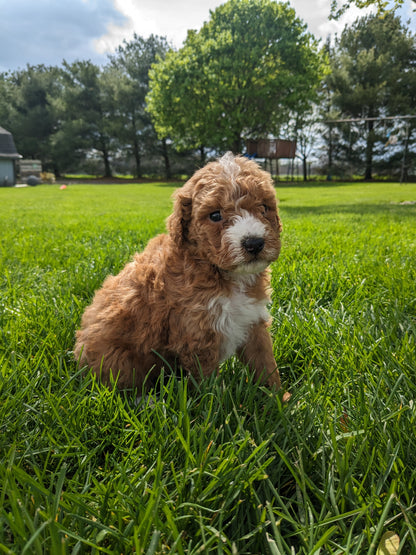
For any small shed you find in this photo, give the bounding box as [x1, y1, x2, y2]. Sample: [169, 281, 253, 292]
[246, 138, 297, 159]
[19, 159, 42, 180]
[0, 127, 21, 186]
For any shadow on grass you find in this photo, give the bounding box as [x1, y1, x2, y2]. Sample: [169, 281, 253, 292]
[275, 180, 362, 189]
[275, 179, 416, 188]
[280, 202, 416, 218]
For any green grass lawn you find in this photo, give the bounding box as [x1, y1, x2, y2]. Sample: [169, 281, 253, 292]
[1, 180, 415, 554]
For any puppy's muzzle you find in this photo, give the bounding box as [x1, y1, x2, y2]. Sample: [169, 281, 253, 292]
[242, 236, 265, 255]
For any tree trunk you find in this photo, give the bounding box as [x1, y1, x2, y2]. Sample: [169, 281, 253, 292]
[231, 135, 242, 154]
[161, 138, 171, 179]
[103, 153, 112, 177]
[364, 120, 375, 180]
[102, 150, 112, 177]
[132, 114, 142, 178]
[199, 146, 206, 165]
[327, 123, 333, 181]
[400, 124, 411, 184]
[99, 135, 112, 177]
[134, 144, 142, 179]
[302, 155, 308, 181]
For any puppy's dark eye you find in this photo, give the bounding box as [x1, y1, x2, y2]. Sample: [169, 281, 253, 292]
[261, 204, 269, 214]
[209, 211, 222, 222]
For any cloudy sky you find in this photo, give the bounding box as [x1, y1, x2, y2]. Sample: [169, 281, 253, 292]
[0, 0, 414, 73]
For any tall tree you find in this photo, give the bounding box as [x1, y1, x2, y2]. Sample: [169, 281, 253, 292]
[147, 0, 326, 154]
[294, 110, 321, 181]
[0, 73, 17, 131]
[108, 34, 169, 178]
[2, 65, 60, 166]
[327, 13, 416, 179]
[58, 61, 115, 177]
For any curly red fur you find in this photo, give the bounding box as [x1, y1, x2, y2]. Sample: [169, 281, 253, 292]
[74, 153, 284, 390]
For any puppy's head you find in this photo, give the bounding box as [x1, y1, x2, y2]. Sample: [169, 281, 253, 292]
[167, 152, 282, 275]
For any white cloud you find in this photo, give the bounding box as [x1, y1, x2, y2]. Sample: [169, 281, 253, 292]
[2, 0, 412, 72]
[92, 0, 378, 59]
[93, 0, 225, 54]
[292, 0, 375, 40]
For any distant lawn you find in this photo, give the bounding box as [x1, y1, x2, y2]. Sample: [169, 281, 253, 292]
[1, 181, 415, 553]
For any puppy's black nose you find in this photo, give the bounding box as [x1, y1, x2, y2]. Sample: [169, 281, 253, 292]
[242, 236, 265, 255]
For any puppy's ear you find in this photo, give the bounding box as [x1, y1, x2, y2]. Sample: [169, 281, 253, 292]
[167, 184, 193, 245]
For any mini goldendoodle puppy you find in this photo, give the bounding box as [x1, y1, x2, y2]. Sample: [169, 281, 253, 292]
[74, 153, 284, 391]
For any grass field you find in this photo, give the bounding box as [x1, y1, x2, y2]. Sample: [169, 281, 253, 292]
[1, 180, 415, 554]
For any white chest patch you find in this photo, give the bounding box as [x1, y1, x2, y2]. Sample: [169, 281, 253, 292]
[208, 289, 270, 362]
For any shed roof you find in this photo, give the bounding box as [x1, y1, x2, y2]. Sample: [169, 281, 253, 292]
[0, 126, 21, 159]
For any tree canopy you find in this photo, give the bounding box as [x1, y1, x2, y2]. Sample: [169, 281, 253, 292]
[0, 65, 60, 164]
[327, 12, 416, 178]
[147, 0, 326, 153]
[107, 34, 169, 177]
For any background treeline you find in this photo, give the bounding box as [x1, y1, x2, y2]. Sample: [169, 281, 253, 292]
[0, 0, 415, 181]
